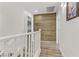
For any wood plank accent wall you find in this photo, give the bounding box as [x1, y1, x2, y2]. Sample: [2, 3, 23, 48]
[34, 13, 56, 41]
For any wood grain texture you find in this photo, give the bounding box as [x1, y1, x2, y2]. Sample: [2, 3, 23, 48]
[40, 41, 62, 57]
[34, 13, 56, 41]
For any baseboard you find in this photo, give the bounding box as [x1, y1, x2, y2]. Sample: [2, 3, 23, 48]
[34, 48, 41, 57]
[59, 46, 64, 57]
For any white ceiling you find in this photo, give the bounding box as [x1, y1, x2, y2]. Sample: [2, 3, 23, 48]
[0, 2, 60, 14]
[22, 2, 60, 14]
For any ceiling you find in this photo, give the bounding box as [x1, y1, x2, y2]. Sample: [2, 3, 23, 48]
[22, 2, 60, 14]
[0, 2, 60, 14]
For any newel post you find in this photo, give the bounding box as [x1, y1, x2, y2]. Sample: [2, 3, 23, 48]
[38, 29, 41, 56]
[39, 29, 41, 32]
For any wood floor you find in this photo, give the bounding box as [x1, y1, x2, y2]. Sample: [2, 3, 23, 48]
[40, 41, 62, 57]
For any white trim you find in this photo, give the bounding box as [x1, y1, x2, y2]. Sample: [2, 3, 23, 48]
[59, 45, 64, 57]
[34, 48, 41, 57]
[0, 30, 41, 57]
[0, 31, 39, 40]
[34, 12, 56, 15]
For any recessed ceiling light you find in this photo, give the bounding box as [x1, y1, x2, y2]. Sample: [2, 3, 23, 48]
[34, 10, 38, 12]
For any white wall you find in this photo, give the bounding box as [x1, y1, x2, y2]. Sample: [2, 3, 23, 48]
[0, 3, 34, 56]
[0, 3, 33, 37]
[57, 2, 79, 57]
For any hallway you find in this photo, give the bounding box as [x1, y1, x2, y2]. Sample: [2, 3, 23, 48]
[0, 2, 62, 57]
[40, 41, 62, 57]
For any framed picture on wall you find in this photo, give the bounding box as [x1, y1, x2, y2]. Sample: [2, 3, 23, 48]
[66, 2, 78, 21]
